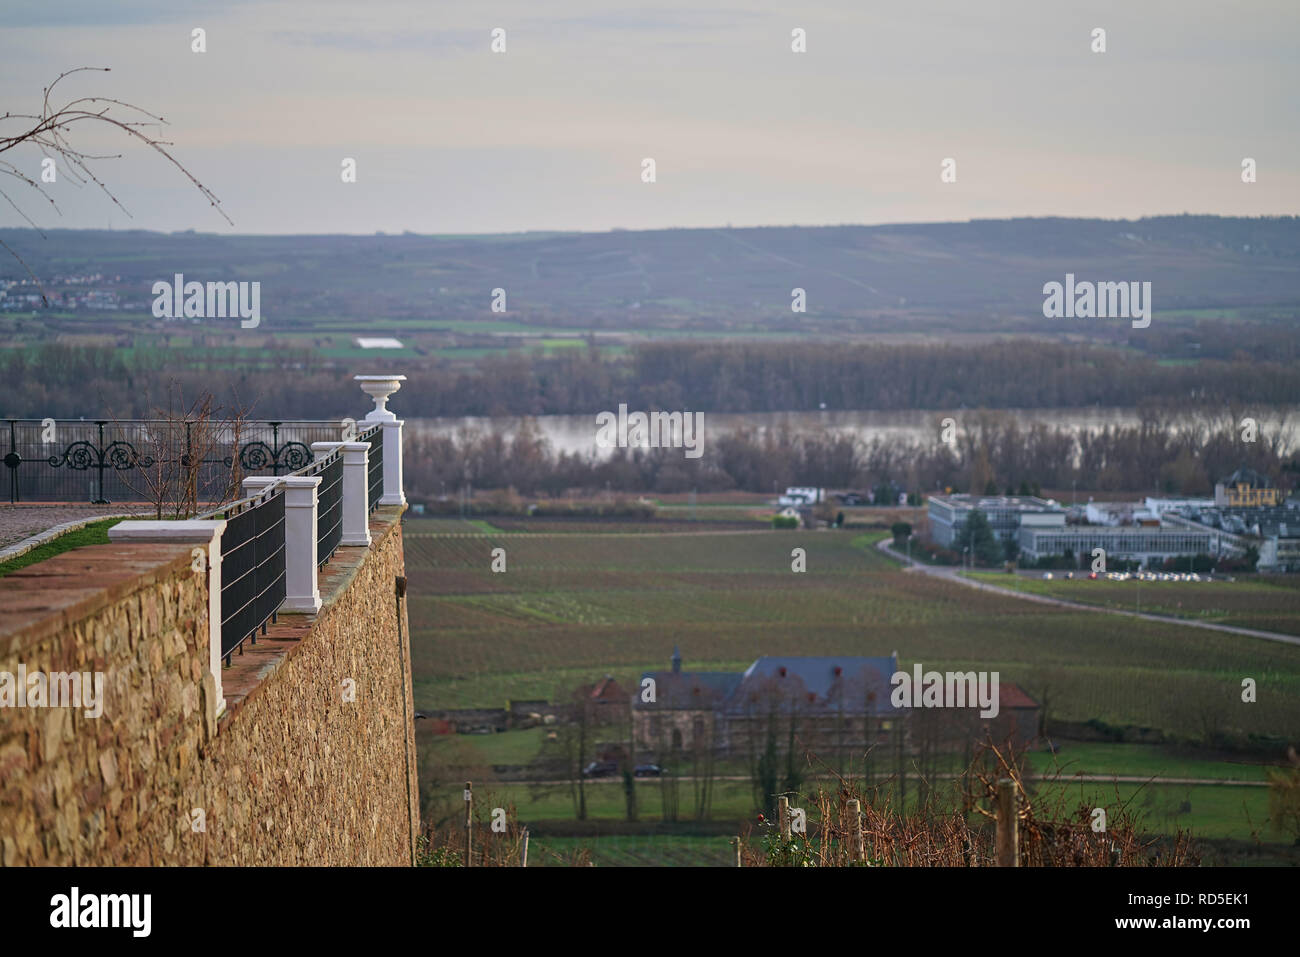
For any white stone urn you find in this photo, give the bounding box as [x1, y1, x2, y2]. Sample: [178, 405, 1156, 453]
[355, 374, 407, 421]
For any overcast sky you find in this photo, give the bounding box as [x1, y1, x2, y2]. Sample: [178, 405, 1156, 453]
[3, 0, 1297, 234]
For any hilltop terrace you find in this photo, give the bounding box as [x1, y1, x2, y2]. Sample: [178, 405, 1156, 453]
[0, 374, 410, 709]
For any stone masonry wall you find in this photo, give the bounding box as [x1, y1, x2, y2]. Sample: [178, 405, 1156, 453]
[0, 508, 417, 865]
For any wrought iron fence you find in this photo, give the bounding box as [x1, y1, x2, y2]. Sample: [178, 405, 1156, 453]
[2, 418, 346, 504]
[362, 423, 383, 512]
[198, 486, 287, 665]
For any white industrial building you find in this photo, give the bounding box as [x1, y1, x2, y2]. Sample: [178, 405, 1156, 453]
[927, 494, 1064, 547]
[1018, 525, 1215, 564]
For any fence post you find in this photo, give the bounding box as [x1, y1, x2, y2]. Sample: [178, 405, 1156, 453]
[733, 837, 742, 867]
[464, 781, 473, 868]
[355, 375, 407, 506]
[244, 476, 321, 613]
[331, 442, 372, 546]
[778, 795, 791, 843]
[520, 827, 529, 868]
[311, 441, 366, 553]
[107, 519, 227, 729]
[996, 778, 1019, 867]
[847, 798, 863, 863]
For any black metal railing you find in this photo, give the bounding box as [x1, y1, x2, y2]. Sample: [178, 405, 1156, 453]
[199, 487, 287, 665]
[309, 452, 344, 567]
[362, 424, 383, 512]
[2, 418, 346, 504]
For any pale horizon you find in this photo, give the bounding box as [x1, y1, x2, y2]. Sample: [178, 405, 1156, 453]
[3, 0, 1297, 235]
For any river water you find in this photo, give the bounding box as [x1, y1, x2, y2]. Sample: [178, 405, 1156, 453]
[407, 407, 1298, 459]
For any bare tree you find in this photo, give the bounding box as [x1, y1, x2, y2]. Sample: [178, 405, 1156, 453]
[114, 382, 250, 519]
[691, 716, 716, 821]
[554, 683, 590, 821]
[654, 722, 681, 823]
[1, 67, 230, 298]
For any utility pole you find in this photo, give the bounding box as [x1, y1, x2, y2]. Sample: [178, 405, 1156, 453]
[464, 781, 473, 867]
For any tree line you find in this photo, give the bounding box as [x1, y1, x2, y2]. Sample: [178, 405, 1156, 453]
[4, 337, 1300, 421]
[402, 408, 1296, 499]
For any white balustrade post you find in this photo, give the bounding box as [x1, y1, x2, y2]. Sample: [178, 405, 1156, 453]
[355, 374, 407, 507]
[340, 442, 374, 546]
[244, 476, 322, 614]
[310, 440, 372, 547]
[377, 420, 405, 506]
[107, 519, 227, 722]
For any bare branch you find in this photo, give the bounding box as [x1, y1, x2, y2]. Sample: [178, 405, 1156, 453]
[1, 66, 233, 299]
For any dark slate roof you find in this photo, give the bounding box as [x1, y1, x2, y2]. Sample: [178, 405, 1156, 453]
[724, 655, 901, 716]
[1224, 467, 1271, 488]
[635, 671, 743, 710]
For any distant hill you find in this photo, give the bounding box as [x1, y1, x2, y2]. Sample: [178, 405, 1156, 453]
[3, 215, 1298, 338]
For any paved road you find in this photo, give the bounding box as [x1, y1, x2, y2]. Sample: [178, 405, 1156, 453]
[520, 772, 1268, 788]
[406, 528, 772, 539]
[876, 537, 1300, 648]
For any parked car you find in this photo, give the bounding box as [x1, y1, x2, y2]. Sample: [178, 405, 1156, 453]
[582, 760, 619, 778]
[633, 764, 663, 778]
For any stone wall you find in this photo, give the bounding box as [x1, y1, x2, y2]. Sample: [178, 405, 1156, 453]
[0, 507, 417, 866]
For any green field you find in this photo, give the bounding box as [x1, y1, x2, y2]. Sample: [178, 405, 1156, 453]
[527, 834, 734, 867]
[430, 731, 1277, 788]
[405, 518, 1300, 858]
[1025, 741, 1272, 782]
[424, 772, 1278, 846]
[405, 523, 1300, 737]
[966, 571, 1300, 637]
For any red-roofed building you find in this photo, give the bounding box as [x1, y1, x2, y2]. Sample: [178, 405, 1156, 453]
[993, 682, 1042, 749]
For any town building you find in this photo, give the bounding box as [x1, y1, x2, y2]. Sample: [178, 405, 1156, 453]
[927, 494, 1065, 547]
[633, 649, 1041, 756]
[1164, 504, 1300, 572]
[1083, 501, 1160, 527]
[1215, 467, 1284, 508]
[1143, 496, 1215, 518]
[1018, 524, 1215, 565]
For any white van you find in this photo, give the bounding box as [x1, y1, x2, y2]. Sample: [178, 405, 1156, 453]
[778, 486, 824, 506]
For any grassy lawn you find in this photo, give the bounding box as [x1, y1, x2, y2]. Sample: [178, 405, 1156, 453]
[529, 834, 734, 867]
[1025, 741, 1273, 782]
[0, 518, 123, 578]
[465, 518, 508, 535]
[1032, 780, 1274, 843]
[424, 727, 547, 766]
[426, 774, 1278, 844]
